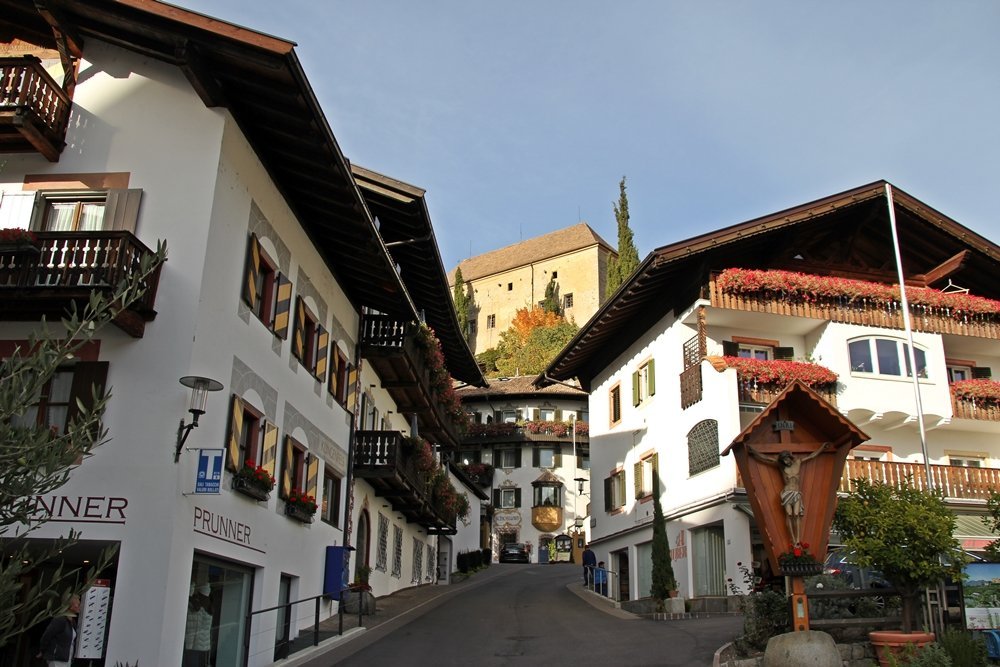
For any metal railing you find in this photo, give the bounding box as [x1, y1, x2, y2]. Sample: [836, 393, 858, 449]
[242, 592, 364, 666]
[583, 565, 621, 602]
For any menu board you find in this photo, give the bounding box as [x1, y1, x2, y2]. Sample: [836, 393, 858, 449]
[76, 580, 112, 660]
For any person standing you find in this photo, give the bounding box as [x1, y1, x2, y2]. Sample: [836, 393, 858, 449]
[594, 561, 608, 597]
[38, 595, 80, 667]
[582, 544, 597, 586]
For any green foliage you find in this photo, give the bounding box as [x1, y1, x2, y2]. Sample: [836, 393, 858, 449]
[936, 629, 988, 667]
[728, 561, 789, 654]
[494, 319, 578, 376]
[541, 277, 561, 315]
[981, 491, 1000, 562]
[833, 477, 967, 632]
[605, 176, 640, 301]
[649, 475, 675, 608]
[0, 242, 166, 647]
[886, 642, 953, 667]
[476, 347, 501, 376]
[452, 267, 472, 341]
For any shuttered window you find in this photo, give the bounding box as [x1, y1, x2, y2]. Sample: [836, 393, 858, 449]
[610, 384, 621, 426]
[321, 467, 342, 527]
[635, 453, 659, 499]
[604, 470, 626, 511]
[30, 189, 143, 233]
[280, 436, 307, 499]
[11, 361, 109, 438]
[242, 234, 291, 338]
[225, 394, 271, 473]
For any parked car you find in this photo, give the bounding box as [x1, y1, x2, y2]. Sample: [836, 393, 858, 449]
[499, 542, 530, 563]
[823, 548, 891, 589]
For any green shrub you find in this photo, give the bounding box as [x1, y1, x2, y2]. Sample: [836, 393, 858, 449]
[936, 629, 987, 667]
[887, 642, 952, 667]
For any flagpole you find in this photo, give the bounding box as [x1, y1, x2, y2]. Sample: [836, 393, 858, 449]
[885, 183, 934, 491]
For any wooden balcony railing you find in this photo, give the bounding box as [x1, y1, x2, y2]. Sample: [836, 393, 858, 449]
[839, 459, 1000, 501]
[951, 395, 1000, 422]
[737, 380, 837, 408]
[680, 364, 703, 408]
[1, 56, 72, 161]
[707, 273, 1000, 340]
[736, 459, 1000, 502]
[0, 231, 162, 337]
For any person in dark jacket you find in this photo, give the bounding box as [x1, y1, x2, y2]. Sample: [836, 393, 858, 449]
[38, 595, 79, 666]
[582, 545, 597, 586]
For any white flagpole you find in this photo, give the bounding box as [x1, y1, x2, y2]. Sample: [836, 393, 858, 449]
[885, 183, 934, 491]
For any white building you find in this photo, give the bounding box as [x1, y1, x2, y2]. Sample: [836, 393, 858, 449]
[0, 2, 483, 665]
[542, 182, 1000, 608]
[456, 376, 591, 562]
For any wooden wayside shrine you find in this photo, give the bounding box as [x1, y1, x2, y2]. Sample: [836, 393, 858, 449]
[723, 380, 869, 631]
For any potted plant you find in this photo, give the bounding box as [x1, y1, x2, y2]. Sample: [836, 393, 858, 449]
[283, 488, 317, 522]
[777, 542, 823, 577]
[343, 564, 375, 615]
[231, 462, 275, 501]
[833, 477, 967, 666]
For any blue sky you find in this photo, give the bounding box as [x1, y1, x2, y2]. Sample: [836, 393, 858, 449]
[175, 1, 1000, 272]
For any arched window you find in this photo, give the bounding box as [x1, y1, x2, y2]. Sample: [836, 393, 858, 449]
[848, 337, 927, 378]
[688, 420, 719, 476]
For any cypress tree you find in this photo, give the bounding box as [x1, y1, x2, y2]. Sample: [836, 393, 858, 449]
[650, 473, 676, 611]
[452, 266, 471, 340]
[605, 176, 640, 300]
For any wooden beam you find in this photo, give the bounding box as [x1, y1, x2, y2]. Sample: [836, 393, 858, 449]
[177, 42, 227, 107]
[913, 250, 969, 286]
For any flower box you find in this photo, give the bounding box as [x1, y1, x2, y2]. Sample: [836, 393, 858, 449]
[779, 561, 823, 577]
[285, 503, 314, 523]
[232, 475, 270, 501]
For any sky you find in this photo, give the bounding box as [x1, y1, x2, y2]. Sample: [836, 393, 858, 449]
[174, 1, 1000, 273]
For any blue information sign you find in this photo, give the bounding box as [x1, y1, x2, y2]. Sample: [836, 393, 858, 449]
[195, 449, 224, 494]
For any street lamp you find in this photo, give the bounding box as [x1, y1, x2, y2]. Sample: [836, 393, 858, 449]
[174, 375, 223, 462]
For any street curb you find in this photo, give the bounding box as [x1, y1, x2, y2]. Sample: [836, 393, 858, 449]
[564, 582, 641, 620]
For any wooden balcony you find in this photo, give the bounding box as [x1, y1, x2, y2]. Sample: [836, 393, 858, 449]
[737, 380, 837, 408]
[461, 421, 590, 446]
[706, 273, 1000, 340]
[0, 231, 162, 337]
[839, 459, 1000, 501]
[361, 315, 462, 448]
[951, 395, 1000, 422]
[0, 56, 71, 161]
[353, 430, 455, 532]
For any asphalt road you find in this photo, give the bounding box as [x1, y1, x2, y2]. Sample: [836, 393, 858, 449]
[322, 564, 742, 666]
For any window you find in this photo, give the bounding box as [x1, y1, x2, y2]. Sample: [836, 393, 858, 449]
[634, 453, 659, 499]
[948, 364, 992, 383]
[507, 282, 513, 291]
[360, 391, 379, 430]
[292, 297, 327, 380]
[469, 319, 477, 334]
[328, 347, 353, 407]
[225, 395, 278, 476]
[539, 408, 555, 422]
[551, 271, 558, 279]
[242, 234, 292, 338]
[375, 513, 389, 572]
[497, 448, 521, 469]
[738, 345, 771, 360]
[495, 487, 521, 509]
[722, 340, 792, 361]
[31, 189, 143, 233]
[321, 468, 341, 527]
[687, 419, 720, 476]
[412, 537, 424, 584]
[280, 436, 307, 499]
[577, 455, 590, 470]
[564, 293, 573, 308]
[533, 447, 559, 468]
[848, 337, 927, 378]
[500, 409, 520, 423]
[632, 359, 656, 407]
[12, 361, 108, 437]
[948, 365, 972, 383]
[486, 314, 496, 329]
[533, 484, 562, 507]
[950, 455, 985, 468]
[609, 383, 622, 426]
[604, 470, 626, 512]
[391, 525, 403, 578]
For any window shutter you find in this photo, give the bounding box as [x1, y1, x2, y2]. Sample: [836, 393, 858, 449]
[973, 367, 993, 379]
[306, 454, 320, 499]
[604, 477, 612, 512]
[493, 489, 500, 506]
[242, 234, 261, 310]
[292, 296, 306, 361]
[102, 188, 143, 232]
[346, 363, 359, 413]
[225, 395, 245, 472]
[493, 410, 501, 423]
[514, 488, 522, 508]
[634, 461, 644, 498]
[66, 361, 110, 426]
[273, 274, 292, 338]
[516, 409, 524, 421]
[632, 371, 640, 406]
[554, 409, 562, 421]
[0, 191, 35, 228]
[327, 349, 339, 396]
[722, 341, 739, 357]
[774, 347, 794, 361]
[647, 359, 656, 396]
[280, 436, 294, 499]
[532, 448, 540, 467]
[314, 325, 329, 379]
[514, 448, 522, 467]
[261, 421, 278, 477]
[553, 450, 561, 468]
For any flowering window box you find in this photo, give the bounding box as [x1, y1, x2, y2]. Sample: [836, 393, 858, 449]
[232, 475, 270, 501]
[285, 503, 315, 523]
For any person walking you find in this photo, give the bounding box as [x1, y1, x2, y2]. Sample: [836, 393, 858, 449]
[582, 544, 596, 586]
[38, 595, 80, 666]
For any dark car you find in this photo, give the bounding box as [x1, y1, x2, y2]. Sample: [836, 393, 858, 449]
[823, 548, 891, 589]
[499, 542, 530, 563]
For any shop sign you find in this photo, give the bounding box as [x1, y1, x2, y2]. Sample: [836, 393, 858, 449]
[195, 449, 224, 494]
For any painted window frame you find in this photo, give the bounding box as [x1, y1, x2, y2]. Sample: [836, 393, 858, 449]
[609, 383, 622, 426]
[848, 336, 928, 379]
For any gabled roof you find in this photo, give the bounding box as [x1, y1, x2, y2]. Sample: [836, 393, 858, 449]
[451, 223, 615, 284]
[352, 165, 485, 387]
[0, 0, 416, 319]
[544, 181, 1000, 390]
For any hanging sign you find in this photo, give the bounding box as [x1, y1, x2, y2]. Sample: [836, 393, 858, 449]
[195, 449, 224, 494]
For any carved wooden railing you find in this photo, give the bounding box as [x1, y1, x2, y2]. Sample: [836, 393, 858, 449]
[706, 273, 1000, 340]
[1, 56, 72, 155]
[951, 395, 1000, 422]
[737, 379, 838, 407]
[0, 231, 161, 314]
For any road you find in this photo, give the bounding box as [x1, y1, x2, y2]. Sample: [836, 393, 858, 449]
[318, 564, 742, 666]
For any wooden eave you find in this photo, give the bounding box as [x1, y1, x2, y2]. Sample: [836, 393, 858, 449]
[0, 0, 417, 320]
[543, 181, 1000, 390]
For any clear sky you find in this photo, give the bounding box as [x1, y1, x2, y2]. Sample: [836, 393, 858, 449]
[175, 0, 1000, 273]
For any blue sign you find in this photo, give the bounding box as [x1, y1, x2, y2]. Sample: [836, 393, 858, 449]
[195, 449, 224, 494]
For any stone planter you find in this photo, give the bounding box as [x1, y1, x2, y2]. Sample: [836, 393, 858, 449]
[341, 589, 376, 615]
[232, 476, 270, 501]
[285, 503, 315, 523]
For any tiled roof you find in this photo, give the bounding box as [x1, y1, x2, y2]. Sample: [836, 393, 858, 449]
[455, 375, 585, 401]
[450, 223, 615, 283]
